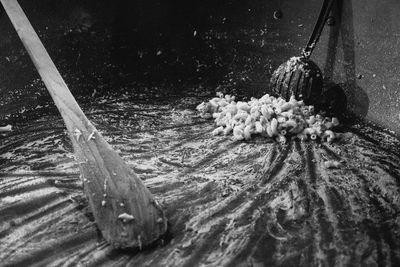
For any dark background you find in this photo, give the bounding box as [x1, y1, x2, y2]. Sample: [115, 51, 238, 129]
[0, 0, 313, 121]
[0, 0, 399, 134]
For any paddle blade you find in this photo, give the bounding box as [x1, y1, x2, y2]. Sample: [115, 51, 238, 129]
[71, 125, 168, 249]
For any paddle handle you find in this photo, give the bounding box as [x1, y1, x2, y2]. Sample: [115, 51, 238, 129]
[0, 0, 88, 133]
[302, 0, 335, 59]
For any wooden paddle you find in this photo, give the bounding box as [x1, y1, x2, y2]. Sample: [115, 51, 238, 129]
[0, 0, 167, 249]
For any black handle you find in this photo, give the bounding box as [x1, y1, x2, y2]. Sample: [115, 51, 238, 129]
[302, 0, 335, 59]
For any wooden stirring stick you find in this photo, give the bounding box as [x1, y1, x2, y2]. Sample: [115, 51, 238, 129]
[0, 0, 167, 249]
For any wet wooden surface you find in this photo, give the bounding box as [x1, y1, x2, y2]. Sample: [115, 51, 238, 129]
[1, 96, 399, 266]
